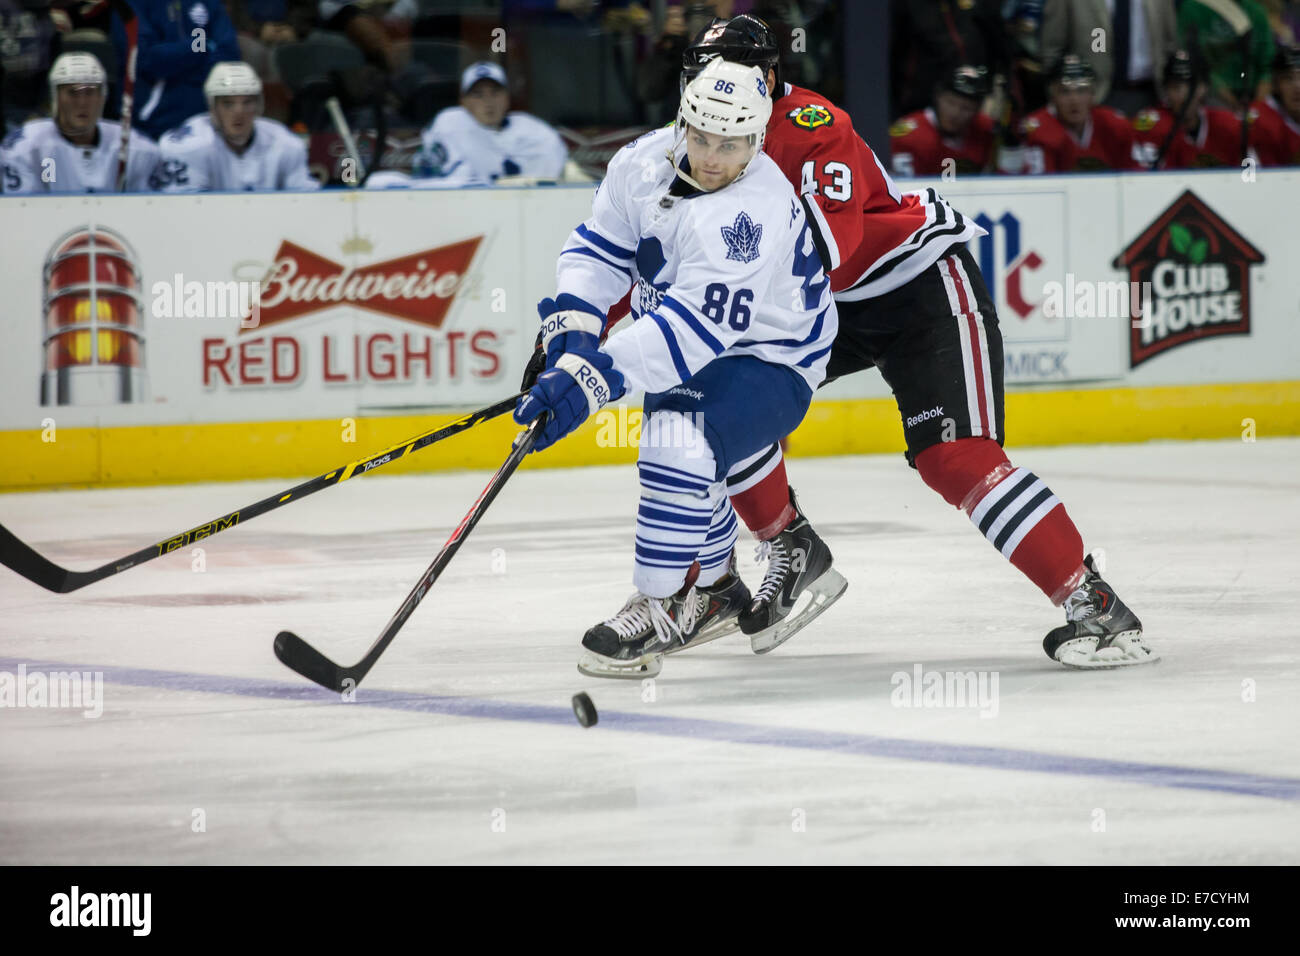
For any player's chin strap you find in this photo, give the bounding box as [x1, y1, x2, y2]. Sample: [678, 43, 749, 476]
[665, 149, 710, 193]
[665, 124, 710, 192]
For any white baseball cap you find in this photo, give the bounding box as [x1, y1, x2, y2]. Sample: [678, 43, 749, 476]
[460, 61, 507, 95]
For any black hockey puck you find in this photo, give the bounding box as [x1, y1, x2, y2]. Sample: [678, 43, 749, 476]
[571, 692, 597, 728]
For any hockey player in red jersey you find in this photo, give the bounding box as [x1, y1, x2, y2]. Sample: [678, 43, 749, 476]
[889, 65, 996, 177]
[1132, 51, 1248, 170]
[1019, 56, 1140, 173]
[1248, 45, 1300, 167]
[674, 17, 1154, 668]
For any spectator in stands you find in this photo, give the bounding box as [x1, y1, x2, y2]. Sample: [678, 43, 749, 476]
[638, 2, 730, 126]
[223, 2, 403, 79]
[1, 0, 58, 133]
[1132, 49, 1250, 168]
[1, 51, 161, 192]
[1004, 0, 1048, 113]
[1018, 54, 1140, 171]
[889, 0, 1007, 118]
[1041, 0, 1178, 115]
[1249, 43, 1300, 164]
[123, 0, 241, 140]
[413, 61, 568, 185]
[1178, 0, 1275, 110]
[317, 0, 400, 74]
[226, 0, 308, 80]
[155, 60, 318, 190]
[1275, 0, 1300, 47]
[890, 64, 997, 176]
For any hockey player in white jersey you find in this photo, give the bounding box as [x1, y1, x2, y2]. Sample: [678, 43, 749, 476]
[413, 61, 568, 186]
[155, 63, 319, 193]
[0, 53, 161, 194]
[515, 60, 846, 679]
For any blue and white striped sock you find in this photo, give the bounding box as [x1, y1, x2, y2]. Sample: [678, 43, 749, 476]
[696, 496, 739, 586]
[633, 411, 719, 597]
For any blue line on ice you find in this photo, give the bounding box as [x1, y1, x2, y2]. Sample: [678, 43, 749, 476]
[5, 656, 1297, 802]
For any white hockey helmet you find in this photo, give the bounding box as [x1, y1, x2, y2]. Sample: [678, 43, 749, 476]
[204, 62, 264, 109]
[48, 52, 107, 111]
[678, 58, 772, 152]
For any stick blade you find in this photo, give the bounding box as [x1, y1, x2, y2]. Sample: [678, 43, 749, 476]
[0, 522, 73, 592]
[274, 631, 349, 692]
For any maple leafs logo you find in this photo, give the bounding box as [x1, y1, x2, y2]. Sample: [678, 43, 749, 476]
[721, 211, 762, 264]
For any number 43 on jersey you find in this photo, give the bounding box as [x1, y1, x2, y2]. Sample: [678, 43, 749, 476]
[801, 160, 852, 201]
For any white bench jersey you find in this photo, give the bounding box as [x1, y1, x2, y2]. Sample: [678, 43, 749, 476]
[1, 119, 161, 194]
[157, 114, 319, 193]
[417, 106, 568, 185]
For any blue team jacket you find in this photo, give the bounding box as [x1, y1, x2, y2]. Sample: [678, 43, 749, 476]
[112, 0, 240, 140]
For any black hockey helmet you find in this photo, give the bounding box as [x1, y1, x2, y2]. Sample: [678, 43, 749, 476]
[1050, 54, 1096, 88]
[940, 64, 990, 100]
[1274, 44, 1300, 76]
[681, 14, 781, 97]
[1162, 50, 1203, 86]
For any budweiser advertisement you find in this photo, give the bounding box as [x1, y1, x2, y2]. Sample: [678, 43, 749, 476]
[0, 177, 1291, 434]
[0, 188, 583, 430]
[200, 233, 499, 392]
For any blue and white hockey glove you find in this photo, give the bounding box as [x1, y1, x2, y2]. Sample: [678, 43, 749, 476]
[539, 294, 606, 367]
[514, 350, 626, 452]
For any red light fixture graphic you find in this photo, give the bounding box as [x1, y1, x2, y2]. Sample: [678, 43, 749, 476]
[41, 225, 147, 405]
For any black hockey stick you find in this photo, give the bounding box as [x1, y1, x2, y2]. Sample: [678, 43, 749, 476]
[1155, 30, 1206, 170]
[0, 393, 521, 594]
[273, 416, 545, 692]
[84, 0, 138, 190]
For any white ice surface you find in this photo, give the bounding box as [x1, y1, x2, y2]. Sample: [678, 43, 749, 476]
[1, 438, 1298, 864]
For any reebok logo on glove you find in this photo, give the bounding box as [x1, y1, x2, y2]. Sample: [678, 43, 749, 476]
[541, 313, 572, 338]
[540, 309, 604, 354]
[572, 362, 612, 408]
[513, 348, 625, 453]
[556, 352, 621, 415]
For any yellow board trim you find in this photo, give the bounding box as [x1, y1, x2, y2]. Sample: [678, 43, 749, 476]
[3, 381, 1297, 491]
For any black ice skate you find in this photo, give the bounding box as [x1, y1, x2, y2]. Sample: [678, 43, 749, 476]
[577, 560, 751, 680]
[1043, 553, 1157, 669]
[738, 490, 847, 654]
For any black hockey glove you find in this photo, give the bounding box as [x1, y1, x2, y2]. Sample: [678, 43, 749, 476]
[520, 329, 547, 391]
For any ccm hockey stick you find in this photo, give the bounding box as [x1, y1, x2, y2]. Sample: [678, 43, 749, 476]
[0, 393, 521, 594]
[274, 416, 545, 692]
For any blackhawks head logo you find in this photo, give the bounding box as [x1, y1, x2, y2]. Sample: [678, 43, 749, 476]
[787, 104, 834, 130]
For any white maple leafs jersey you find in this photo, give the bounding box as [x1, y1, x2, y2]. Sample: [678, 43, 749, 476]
[157, 115, 319, 193]
[1, 119, 162, 194]
[417, 106, 568, 185]
[558, 127, 837, 395]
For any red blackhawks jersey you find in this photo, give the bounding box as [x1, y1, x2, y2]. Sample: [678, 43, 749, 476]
[888, 108, 996, 177]
[763, 84, 984, 301]
[1131, 106, 1244, 169]
[1247, 97, 1300, 166]
[1019, 105, 1140, 173]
